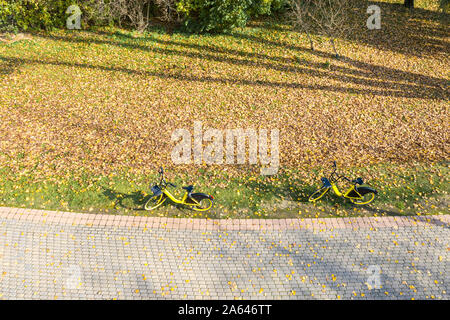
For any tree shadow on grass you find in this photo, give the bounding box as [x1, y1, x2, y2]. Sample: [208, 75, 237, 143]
[2, 1, 448, 100]
[254, 1, 449, 58]
[2, 50, 447, 101]
[106, 1, 449, 60]
[344, 2, 449, 58]
[0, 57, 23, 76]
[25, 23, 448, 100]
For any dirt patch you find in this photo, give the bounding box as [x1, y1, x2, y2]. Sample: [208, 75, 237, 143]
[0, 33, 32, 44]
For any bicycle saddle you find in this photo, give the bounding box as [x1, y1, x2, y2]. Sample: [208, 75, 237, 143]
[182, 185, 194, 193]
[352, 178, 363, 185]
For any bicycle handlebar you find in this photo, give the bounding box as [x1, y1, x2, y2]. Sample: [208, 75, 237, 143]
[329, 161, 337, 177]
[329, 161, 352, 183]
[157, 166, 176, 188]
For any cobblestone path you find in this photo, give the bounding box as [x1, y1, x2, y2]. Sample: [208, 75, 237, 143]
[0, 207, 448, 299]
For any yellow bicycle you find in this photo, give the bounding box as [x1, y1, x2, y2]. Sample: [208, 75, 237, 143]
[144, 167, 214, 211]
[309, 161, 378, 205]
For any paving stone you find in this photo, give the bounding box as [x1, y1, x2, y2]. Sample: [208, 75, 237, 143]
[0, 207, 448, 299]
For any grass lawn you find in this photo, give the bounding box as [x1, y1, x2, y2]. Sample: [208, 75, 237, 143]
[0, 0, 448, 218]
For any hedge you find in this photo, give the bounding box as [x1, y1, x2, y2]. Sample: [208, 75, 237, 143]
[0, 0, 287, 33]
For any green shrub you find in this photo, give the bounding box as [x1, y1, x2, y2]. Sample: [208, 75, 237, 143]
[440, 0, 449, 12]
[0, 1, 18, 32]
[17, 0, 56, 30]
[0, 0, 287, 33]
[0, 0, 106, 32]
[0, 0, 78, 31]
[249, 0, 286, 16]
[177, 0, 253, 32]
[176, 0, 287, 33]
[0, 1, 44, 32]
[42, 0, 79, 29]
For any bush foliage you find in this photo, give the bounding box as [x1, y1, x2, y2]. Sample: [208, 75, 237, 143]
[177, 0, 286, 32]
[0, 0, 105, 31]
[177, 0, 252, 32]
[0, 0, 54, 32]
[0, 0, 287, 33]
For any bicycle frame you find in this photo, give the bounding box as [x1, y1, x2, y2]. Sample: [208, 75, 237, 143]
[322, 162, 363, 199]
[330, 183, 362, 199]
[146, 167, 214, 212]
[309, 161, 377, 205]
[160, 187, 200, 206]
[153, 168, 202, 207]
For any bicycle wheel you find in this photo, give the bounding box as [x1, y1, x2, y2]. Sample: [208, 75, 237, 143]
[308, 187, 330, 202]
[144, 194, 166, 210]
[190, 194, 214, 212]
[350, 192, 375, 205]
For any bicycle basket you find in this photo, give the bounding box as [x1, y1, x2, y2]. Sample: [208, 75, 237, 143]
[321, 177, 332, 187]
[151, 185, 162, 196]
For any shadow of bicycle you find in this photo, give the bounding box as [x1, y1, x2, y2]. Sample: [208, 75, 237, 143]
[102, 188, 150, 211]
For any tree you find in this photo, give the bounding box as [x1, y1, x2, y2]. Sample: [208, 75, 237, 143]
[404, 0, 414, 8]
[440, 0, 450, 12]
[287, 0, 356, 58]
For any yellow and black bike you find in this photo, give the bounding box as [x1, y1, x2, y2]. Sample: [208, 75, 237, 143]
[309, 161, 377, 205]
[144, 167, 214, 211]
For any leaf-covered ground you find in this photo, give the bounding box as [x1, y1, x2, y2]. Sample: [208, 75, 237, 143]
[0, 0, 448, 218]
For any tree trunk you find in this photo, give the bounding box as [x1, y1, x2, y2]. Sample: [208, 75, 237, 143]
[330, 39, 339, 59]
[404, 0, 414, 8]
[147, 0, 150, 24]
[306, 32, 314, 51]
